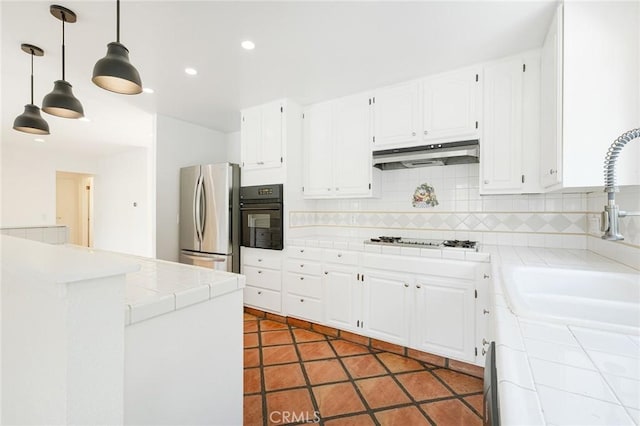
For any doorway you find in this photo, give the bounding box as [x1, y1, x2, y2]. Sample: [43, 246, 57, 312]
[56, 171, 93, 247]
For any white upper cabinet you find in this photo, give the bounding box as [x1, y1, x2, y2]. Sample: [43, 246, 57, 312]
[333, 93, 373, 196]
[303, 93, 379, 199]
[240, 100, 283, 170]
[480, 50, 542, 195]
[541, 2, 640, 190]
[480, 58, 524, 192]
[539, 5, 563, 189]
[422, 68, 481, 142]
[372, 81, 420, 149]
[303, 101, 334, 197]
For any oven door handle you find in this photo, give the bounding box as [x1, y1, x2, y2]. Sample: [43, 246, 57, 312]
[240, 204, 282, 211]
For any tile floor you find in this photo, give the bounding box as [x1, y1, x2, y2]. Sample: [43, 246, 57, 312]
[244, 314, 484, 425]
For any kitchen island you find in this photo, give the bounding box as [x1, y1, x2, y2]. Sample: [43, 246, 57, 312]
[1, 235, 245, 425]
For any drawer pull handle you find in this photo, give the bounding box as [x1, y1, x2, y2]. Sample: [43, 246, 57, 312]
[324, 271, 328, 275]
[483, 274, 490, 279]
[258, 258, 263, 262]
[300, 298, 304, 302]
[300, 277, 304, 281]
[258, 291, 262, 295]
[300, 264, 304, 268]
[300, 249, 304, 253]
[416, 284, 421, 289]
[337, 253, 342, 258]
[404, 283, 409, 288]
[483, 309, 490, 315]
[258, 270, 262, 274]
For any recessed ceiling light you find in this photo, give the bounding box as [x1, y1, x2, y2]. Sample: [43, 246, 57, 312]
[34, 138, 45, 142]
[185, 67, 198, 76]
[241, 40, 255, 50]
[80, 117, 90, 122]
[143, 87, 154, 94]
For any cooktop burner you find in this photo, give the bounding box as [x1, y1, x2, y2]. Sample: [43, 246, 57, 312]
[443, 240, 478, 249]
[367, 236, 478, 251]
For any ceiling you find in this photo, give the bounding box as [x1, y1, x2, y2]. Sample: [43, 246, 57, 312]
[1, 0, 558, 156]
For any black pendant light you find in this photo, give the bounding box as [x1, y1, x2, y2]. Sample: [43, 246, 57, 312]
[13, 44, 50, 135]
[92, 0, 142, 94]
[42, 5, 84, 119]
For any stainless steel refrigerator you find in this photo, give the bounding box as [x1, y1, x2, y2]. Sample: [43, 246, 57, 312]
[179, 163, 240, 273]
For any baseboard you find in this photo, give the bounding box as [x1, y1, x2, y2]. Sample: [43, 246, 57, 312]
[244, 306, 484, 379]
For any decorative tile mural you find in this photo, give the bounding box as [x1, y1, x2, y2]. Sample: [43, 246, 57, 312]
[412, 183, 438, 208]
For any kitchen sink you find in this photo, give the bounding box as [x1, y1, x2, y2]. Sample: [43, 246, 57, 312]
[501, 266, 640, 334]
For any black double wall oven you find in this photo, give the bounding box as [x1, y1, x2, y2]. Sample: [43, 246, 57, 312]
[240, 184, 283, 250]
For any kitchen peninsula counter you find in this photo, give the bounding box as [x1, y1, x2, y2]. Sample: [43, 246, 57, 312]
[1, 235, 245, 425]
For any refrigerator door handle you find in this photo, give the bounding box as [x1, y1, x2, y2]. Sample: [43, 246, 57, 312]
[194, 174, 204, 243]
[200, 178, 207, 240]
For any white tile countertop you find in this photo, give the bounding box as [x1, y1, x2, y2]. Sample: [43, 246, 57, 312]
[487, 245, 640, 426]
[61, 246, 247, 326]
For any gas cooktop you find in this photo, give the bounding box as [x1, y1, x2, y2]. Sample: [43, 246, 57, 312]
[367, 236, 478, 251]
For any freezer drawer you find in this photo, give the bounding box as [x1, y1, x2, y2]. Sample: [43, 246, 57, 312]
[180, 251, 231, 272]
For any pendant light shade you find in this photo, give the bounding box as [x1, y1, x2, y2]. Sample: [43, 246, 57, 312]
[13, 44, 50, 135]
[42, 5, 84, 119]
[92, 0, 142, 95]
[14, 104, 50, 135]
[92, 42, 142, 94]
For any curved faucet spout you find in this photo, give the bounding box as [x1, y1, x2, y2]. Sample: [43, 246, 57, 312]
[601, 128, 640, 240]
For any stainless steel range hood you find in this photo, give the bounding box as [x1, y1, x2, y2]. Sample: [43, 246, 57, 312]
[372, 140, 480, 170]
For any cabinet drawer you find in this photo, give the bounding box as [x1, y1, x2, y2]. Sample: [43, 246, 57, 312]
[288, 246, 323, 261]
[323, 249, 358, 265]
[285, 273, 322, 299]
[243, 266, 282, 291]
[286, 294, 322, 323]
[285, 259, 322, 276]
[244, 286, 281, 312]
[242, 248, 282, 269]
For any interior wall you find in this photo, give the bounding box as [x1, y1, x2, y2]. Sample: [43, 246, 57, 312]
[0, 143, 98, 227]
[93, 147, 153, 257]
[226, 131, 241, 165]
[155, 114, 228, 262]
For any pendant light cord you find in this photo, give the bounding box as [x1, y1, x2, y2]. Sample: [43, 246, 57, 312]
[116, 0, 120, 43]
[61, 11, 66, 80]
[30, 49, 34, 105]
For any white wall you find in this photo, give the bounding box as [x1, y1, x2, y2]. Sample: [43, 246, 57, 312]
[226, 131, 241, 165]
[155, 114, 228, 261]
[0, 143, 98, 226]
[93, 148, 154, 257]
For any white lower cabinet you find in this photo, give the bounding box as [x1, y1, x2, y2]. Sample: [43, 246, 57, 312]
[284, 246, 323, 322]
[242, 247, 283, 313]
[413, 277, 475, 363]
[323, 265, 361, 332]
[285, 247, 489, 365]
[361, 270, 411, 346]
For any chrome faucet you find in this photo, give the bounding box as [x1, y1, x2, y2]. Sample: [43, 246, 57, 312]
[601, 128, 640, 240]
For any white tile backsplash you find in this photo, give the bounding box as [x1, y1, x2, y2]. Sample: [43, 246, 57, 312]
[290, 164, 640, 259]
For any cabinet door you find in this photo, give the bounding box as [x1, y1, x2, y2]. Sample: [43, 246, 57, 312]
[240, 106, 262, 168]
[362, 271, 411, 346]
[303, 102, 334, 197]
[414, 278, 475, 363]
[373, 82, 419, 148]
[260, 101, 283, 168]
[423, 69, 480, 142]
[540, 5, 563, 188]
[333, 93, 372, 196]
[481, 58, 524, 192]
[323, 266, 360, 331]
